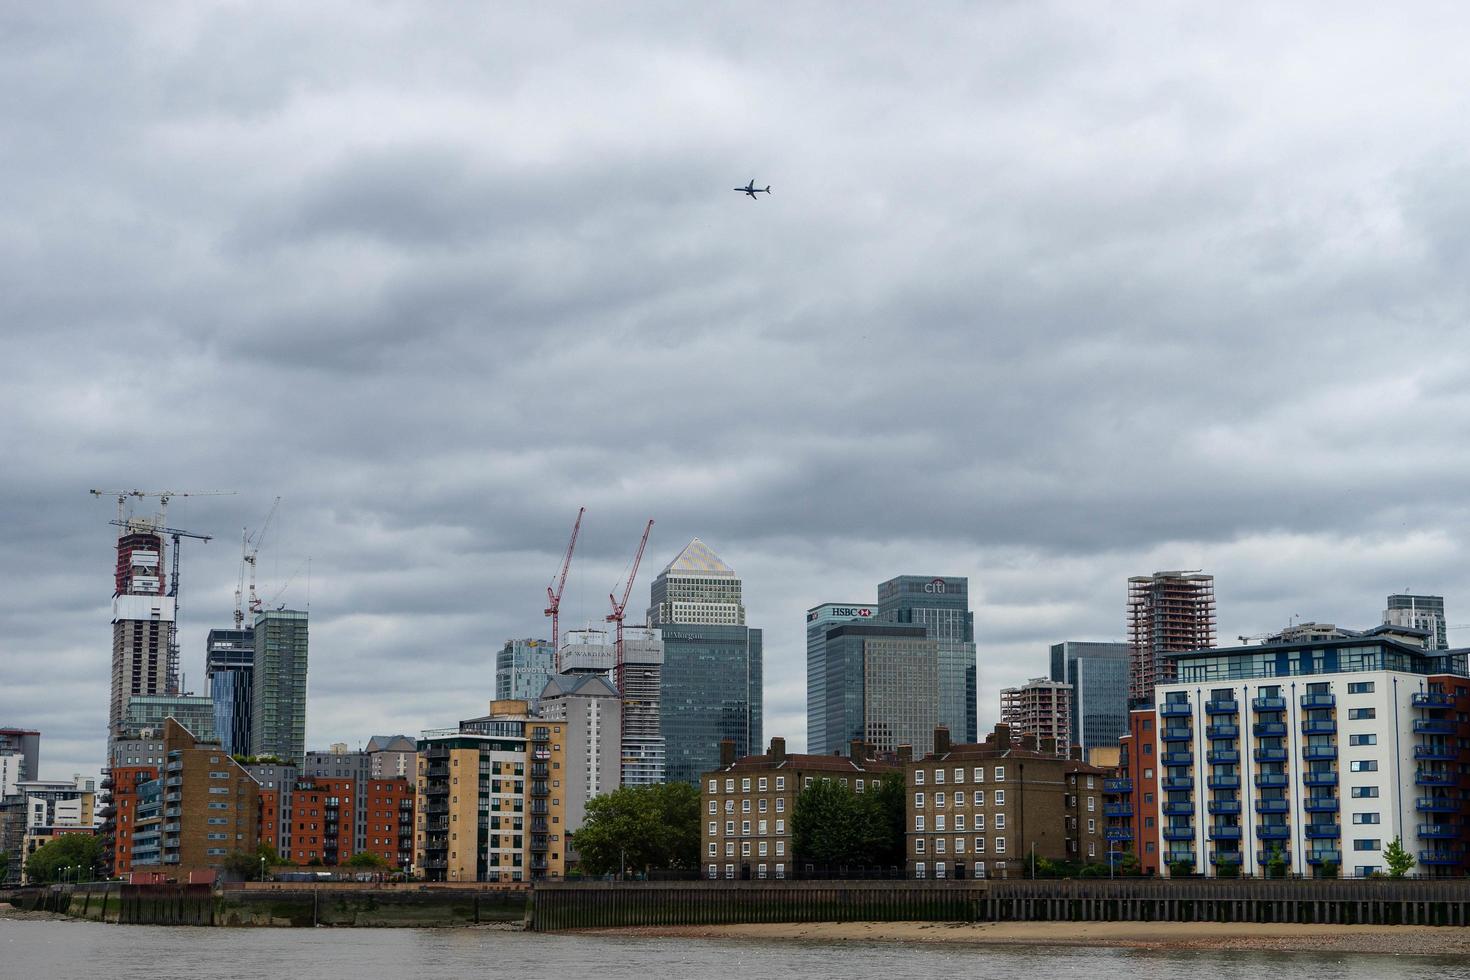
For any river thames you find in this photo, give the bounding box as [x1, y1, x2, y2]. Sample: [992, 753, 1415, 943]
[3, 919, 1468, 980]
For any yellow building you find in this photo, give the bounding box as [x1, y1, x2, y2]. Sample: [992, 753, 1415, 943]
[415, 700, 567, 881]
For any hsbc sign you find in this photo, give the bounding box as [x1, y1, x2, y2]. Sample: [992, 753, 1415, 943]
[807, 605, 877, 624]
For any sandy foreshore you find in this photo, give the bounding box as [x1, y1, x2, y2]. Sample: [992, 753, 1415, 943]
[584, 919, 1470, 955]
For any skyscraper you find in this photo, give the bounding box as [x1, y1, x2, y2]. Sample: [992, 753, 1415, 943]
[495, 639, 557, 709]
[821, 622, 938, 756]
[1049, 640, 1130, 752]
[1384, 594, 1448, 650]
[805, 603, 877, 754]
[1127, 571, 1216, 706]
[250, 609, 309, 765]
[206, 627, 255, 754]
[876, 576, 976, 743]
[547, 627, 665, 786]
[648, 539, 762, 784]
[108, 521, 176, 740]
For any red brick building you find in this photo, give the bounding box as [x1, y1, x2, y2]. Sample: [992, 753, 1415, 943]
[100, 764, 158, 877]
[288, 776, 354, 866]
[363, 778, 415, 869]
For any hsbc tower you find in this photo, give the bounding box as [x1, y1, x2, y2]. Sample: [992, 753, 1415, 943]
[805, 603, 878, 753]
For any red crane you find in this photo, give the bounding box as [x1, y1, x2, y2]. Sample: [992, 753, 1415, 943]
[607, 519, 654, 696]
[545, 507, 585, 670]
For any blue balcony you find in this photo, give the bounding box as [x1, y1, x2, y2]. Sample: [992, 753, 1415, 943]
[1208, 800, 1242, 815]
[1106, 828, 1134, 841]
[1162, 727, 1193, 742]
[1162, 776, 1194, 791]
[1206, 724, 1239, 739]
[1257, 849, 1292, 864]
[1205, 699, 1239, 715]
[1412, 691, 1453, 709]
[1103, 802, 1132, 817]
[1256, 825, 1290, 840]
[1161, 702, 1193, 718]
[1301, 720, 1336, 735]
[1104, 778, 1132, 794]
[1208, 774, 1241, 790]
[1417, 797, 1457, 813]
[1304, 824, 1340, 839]
[1420, 850, 1460, 866]
[1307, 850, 1341, 866]
[1300, 693, 1336, 709]
[1414, 745, 1456, 761]
[1163, 826, 1196, 841]
[1419, 823, 1457, 838]
[1302, 746, 1338, 761]
[1255, 773, 1288, 788]
[1253, 722, 1287, 737]
[1210, 850, 1244, 866]
[1163, 801, 1194, 816]
[1161, 751, 1194, 766]
[1255, 799, 1289, 814]
[1416, 770, 1455, 786]
[1207, 749, 1240, 765]
[1209, 825, 1243, 840]
[1304, 798, 1339, 813]
[1303, 771, 1338, 787]
[1252, 696, 1287, 711]
[1414, 719, 1456, 735]
[1254, 747, 1288, 763]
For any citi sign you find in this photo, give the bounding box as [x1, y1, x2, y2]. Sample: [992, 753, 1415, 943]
[924, 578, 948, 594]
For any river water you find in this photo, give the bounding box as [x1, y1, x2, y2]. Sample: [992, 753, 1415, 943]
[2, 919, 1465, 980]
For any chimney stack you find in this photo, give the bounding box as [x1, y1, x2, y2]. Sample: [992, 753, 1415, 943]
[769, 736, 786, 763]
[719, 738, 737, 768]
[933, 726, 951, 756]
[849, 738, 869, 761]
[897, 744, 913, 763]
[1040, 735, 1057, 756]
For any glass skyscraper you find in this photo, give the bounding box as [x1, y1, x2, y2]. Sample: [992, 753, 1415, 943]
[877, 576, 976, 743]
[648, 539, 762, 784]
[250, 609, 309, 765]
[495, 638, 557, 708]
[821, 622, 938, 756]
[1048, 640, 1129, 753]
[206, 627, 254, 754]
[805, 603, 877, 753]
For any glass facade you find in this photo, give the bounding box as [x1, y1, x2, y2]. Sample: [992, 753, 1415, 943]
[658, 624, 763, 784]
[206, 628, 254, 754]
[823, 623, 937, 755]
[495, 639, 557, 707]
[878, 577, 976, 742]
[805, 604, 878, 753]
[122, 695, 217, 741]
[250, 609, 309, 765]
[1050, 641, 1130, 752]
[1174, 640, 1468, 683]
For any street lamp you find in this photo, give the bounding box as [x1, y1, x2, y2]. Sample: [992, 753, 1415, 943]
[260, 856, 267, 882]
[1110, 840, 1117, 880]
[1030, 843, 1036, 880]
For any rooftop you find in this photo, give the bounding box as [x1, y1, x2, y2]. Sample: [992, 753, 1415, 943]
[660, 538, 736, 578]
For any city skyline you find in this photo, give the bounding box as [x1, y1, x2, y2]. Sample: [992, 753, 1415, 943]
[7, 5, 1470, 787]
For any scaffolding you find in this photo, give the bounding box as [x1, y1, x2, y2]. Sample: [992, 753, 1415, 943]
[999, 677, 1073, 749]
[1128, 571, 1217, 705]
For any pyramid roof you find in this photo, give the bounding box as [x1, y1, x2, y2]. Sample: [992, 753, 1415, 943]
[661, 538, 736, 578]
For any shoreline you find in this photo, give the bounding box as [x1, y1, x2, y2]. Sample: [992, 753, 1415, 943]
[581, 919, 1470, 954]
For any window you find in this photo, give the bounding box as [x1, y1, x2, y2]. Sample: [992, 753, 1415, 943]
[725, 800, 734, 813]
[1348, 708, 1376, 720]
[914, 792, 925, 808]
[1350, 761, 1379, 772]
[994, 790, 1005, 806]
[725, 841, 734, 857]
[725, 821, 734, 834]
[708, 801, 717, 814]
[955, 837, 966, 854]
[936, 838, 947, 854]
[741, 841, 751, 856]
[1348, 682, 1375, 694]
[855, 779, 864, 793]
[1086, 776, 1095, 789]
[995, 837, 1006, 854]
[954, 768, 965, 784]
[776, 776, 785, 790]
[915, 862, 926, 879]
[915, 770, 925, 785]
[995, 767, 1006, 782]
[707, 821, 717, 836]
[974, 813, 986, 830]
[1349, 734, 1377, 746]
[776, 840, 784, 856]
[915, 815, 925, 832]
[758, 777, 767, 792]
[708, 864, 718, 879]
[1352, 839, 1381, 851]
[1143, 743, 1153, 755]
[1088, 818, 1095, 833]
[742, 778, 751, 792]
[708, 779, 717, 793]
[1352, 813, 1381, 825]
[757, 863, 767, 879]
[725, 779, 734, 793]
[775, 798, 785, 813]
[916, 838, 926, 854]
[1087, 796, 1095, 811]
[708, 842, 716, 857]
[776, 819, 785, 834]
[936, 815, 946, 831]
[935, 792, 945, 808]
[741, 820, 750, 834]
[725, 864, 735, 879]
[973, 768, 984, 782]
[974, 790, 985, 807]
[1351, 787, 1380, 799]
[974, 837, 985, 853]
[955, 814, 966, 831]
[995, 813, 1006, 830]
[758, 820, 767, 834]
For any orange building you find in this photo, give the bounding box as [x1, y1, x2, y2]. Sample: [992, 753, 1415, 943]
[363, 778, 414, 869]
[100, 764, 157, 876]
[288, 776, 355, 866]
[1105, 708, 1160, 874]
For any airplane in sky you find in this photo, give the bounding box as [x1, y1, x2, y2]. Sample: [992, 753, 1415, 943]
[734, 179, 771, 199]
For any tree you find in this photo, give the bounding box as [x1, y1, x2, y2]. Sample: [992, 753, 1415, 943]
[0, 850, 10, 882]
[1383, 836, 1416, 878]
[857, 774, 906, 868]
[572, 782, 700, 876]
[346, 851, 389, 868]
[22, 834, 103, 884]
[792, 779, 865, 866]
[1266, 844, 1289, 879]
[222, 843, 282, 881]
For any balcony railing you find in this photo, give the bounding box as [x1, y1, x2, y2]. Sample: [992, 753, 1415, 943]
[1301, 720, 1336, 735]
[1162, 826, 1196, 841]
[1206, 725, 1239, 740]
[1252, 696, 1287, 711]
[1207, 750, 1240, 765]
[1302, 771, 1338, 787]
[1420, 850, 1460, 865]
[1161, 751, 1193, 766]
[1303, 798, 1338, 813]
[1161, 776, 1193, 791]
[1208, 800, 1242, 815]
[1306, 850, 1341, 865]
[1205, 700, 1239, 715]
[1304, 824, 1340, 839]
[1412, 692, 1453, 709]
[1414, 745, 1456, 761]
[1103, 803, 1132, 817]
[1252, 722, 1286, 738]
[1208, 775, 1241, 790]
[1300, 693, 1335, 709]
[1417, 797, 1457, 812]
[1302, 746, 1338, 761]
[1105, 828, 1134, 841]
[1104, 778, 1132, 794]
[1209, 825, 1243, 840]
[1210, 850, 1244, 866]
[1415, 770, 1455, 785]
[1256, 825, 1290, 840]
[1418, 823, 1457, 838]
[1253, 747, 1287, 763]
[1161, 702, 1193, 718]
[1255, 799, 1289, 814]
[1162, 801, 1194, 816]
[1414, 719, 1456, 735]
[1161, 728, 1192, 742]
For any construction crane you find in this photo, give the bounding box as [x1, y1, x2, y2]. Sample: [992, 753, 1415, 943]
[110, 520, 212, 696]
[90, 488, 236, 525]
[236, 497, 281, 628]
[545, 507, 585, 670]
[606, 519, 654, 696]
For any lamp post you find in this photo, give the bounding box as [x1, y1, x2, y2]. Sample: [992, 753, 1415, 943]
[1030, 843, 1036, 880]
[1110, 840, 1117, 880]
[260, 856, 267, 882]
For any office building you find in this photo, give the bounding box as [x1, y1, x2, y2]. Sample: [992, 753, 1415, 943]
[539, 673, 622, 839]
[206, 628, 255, 753]
[649, 540, 763, 784]
[821, 623, 939, 756]
[122, 695, 216, 742]
[108, 521, 176, 739]
[1127, 571, 1216, 706]
[1119, 626, 1470, 878]
[702, 736, 899, 880]
[416, 701, 568, 882]
[250, 608, 309, 765]
[906, 725, 1107, 880]
[1385, 594, 1448, 651]
[0, 729, 40, 783]
[805, 604, 878, 754]
[878, 576, 977, 743]
[1049, 641, 1130, 753]
[496, 639, 557, 708]
[1000, 677, 1073, 749]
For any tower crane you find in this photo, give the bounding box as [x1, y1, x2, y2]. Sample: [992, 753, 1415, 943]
[606, 519, 654, 696]
[90, 488, 236, 525]
[545, 507, 585, 671]
[236, 497, 281, 628]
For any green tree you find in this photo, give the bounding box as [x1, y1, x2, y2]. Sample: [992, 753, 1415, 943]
[1266, 844, 1289, 879]
[0, 850, 10, 882]
[1383, 837, 1416, 878]
[792, 778, 863, 866]
[572, 782, 700, 876]
[857, 774, 906, 867]
[345, 851, 390, 868]
[22, 834, 104, 884]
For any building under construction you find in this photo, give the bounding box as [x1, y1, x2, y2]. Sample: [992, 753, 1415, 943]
[109, 521, 176, 740]
[999, 676, 1073, 749]
[1127, 571, 1216, 706]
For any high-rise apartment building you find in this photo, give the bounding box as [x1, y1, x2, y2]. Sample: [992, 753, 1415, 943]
[820, 623, 938, 756]
[618, 626, 665, 786]
[250, 609, 309, 765]
[1384, 594, 1448, 651]
[206, 628, 255, 753]
[1127, 571, 1216, 706]
[539, 673, 622, 840]
[1049, 641, 1130, 753]
[648, 540, 763, 784]
[109, 522, 176, 740]
[100, 735, 166, 878]
[877, 577, 976, 743]
[1000, 677, 1074, 748]
[495, 639, 557, 708]
[0, 729, 40, 784]
[805, 604, 878, 754]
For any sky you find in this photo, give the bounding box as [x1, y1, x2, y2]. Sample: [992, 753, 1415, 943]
[5, 2, 1470, 783]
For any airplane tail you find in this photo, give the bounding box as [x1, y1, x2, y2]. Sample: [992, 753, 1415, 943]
[764, 185, 771, 193]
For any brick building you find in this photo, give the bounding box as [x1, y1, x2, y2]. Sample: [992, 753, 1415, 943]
[289, 776, 355, 866]
[364, 778, 415, 869]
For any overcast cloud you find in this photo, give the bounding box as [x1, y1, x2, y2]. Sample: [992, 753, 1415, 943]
[5, 2, 1470, 781]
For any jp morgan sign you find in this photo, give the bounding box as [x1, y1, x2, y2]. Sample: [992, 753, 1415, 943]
[807, 604, 877, 624]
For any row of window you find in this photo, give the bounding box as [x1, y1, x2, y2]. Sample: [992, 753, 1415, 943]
[914, 767, 1016, 785]
[710, 839, 786, 858]
[708, 819, 786, 837]
[712, 797, 785, 814]
[708, 863, 786, 879]
[913, 790, 1007, 808]
[914, 837, 1005, 855]
[916, 813, 1007, 832]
